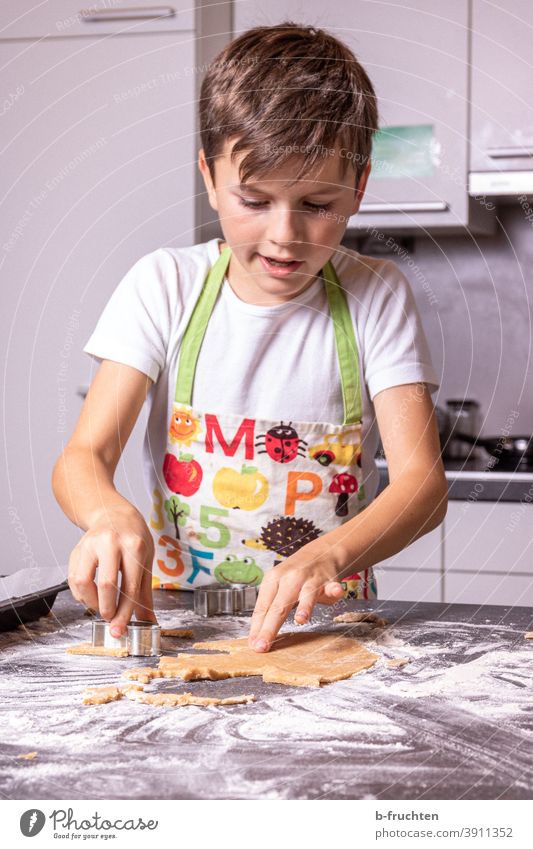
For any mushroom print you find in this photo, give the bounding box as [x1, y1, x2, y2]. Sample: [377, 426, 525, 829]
[329, 473, 358, 517]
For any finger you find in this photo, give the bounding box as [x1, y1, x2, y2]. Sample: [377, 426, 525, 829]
[252, 579, 302, 652]
[316, 580, 345, 605]
[109, 541, 145, 636]
[248, 574, 279, 647]
[68, 544, 99, 612]
[133, 560, 157, 623]
[294, 583, 321, 625]
[96, 543, 122, 623]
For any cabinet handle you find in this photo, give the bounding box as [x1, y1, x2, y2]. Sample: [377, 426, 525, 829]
[359, 201, 449, 213]
[81, 6, 176, 22]
[487, 147, 533, 159]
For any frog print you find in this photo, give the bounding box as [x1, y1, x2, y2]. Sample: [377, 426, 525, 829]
[214, 554, 263, 586]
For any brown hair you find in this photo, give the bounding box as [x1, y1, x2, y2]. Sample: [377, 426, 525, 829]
[199, 22, 379, 188]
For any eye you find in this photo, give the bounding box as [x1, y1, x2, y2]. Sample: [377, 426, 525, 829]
[243, 557, 253, 565]
[185, 418, 192, 425]
[239, 197, 268, 209]
[225, 554, 237, 562]
[305, 202, 332, 212]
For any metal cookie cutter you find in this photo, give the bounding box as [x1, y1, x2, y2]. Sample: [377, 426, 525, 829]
[92, 619, 161, 657]
[193, 582, 259, 618]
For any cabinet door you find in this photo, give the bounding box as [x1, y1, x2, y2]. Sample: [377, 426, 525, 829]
[233, 0, 493, 234]
[470, 0, 533, 173]
[375, 526, 443, 602]
[0, 1, 194, 37]
[1, 35, 195, 573]
[444, 501, 533, 605]
[446, 572, 533, 607]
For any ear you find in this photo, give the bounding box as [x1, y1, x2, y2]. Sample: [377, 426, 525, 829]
[350, 159, 372, 216]
[198, 148, 219, 212]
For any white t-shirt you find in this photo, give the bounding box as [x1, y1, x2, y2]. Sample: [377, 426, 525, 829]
[84, 238, 439, 505]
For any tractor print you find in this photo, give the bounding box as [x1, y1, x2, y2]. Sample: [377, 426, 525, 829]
[255, 422, 307, 464]
[243, 515, 322, 566]
[308, 427, 361, 467]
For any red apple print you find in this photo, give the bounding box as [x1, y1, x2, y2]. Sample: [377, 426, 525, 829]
[163, 452, 203, 497]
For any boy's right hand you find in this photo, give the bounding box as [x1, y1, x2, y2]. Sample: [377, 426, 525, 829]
[68, 506, 156, 637]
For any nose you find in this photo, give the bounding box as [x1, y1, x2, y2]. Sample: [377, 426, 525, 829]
[267, 205, 301, 247]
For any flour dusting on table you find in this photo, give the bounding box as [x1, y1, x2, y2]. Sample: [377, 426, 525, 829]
[0, 598, 531, 800]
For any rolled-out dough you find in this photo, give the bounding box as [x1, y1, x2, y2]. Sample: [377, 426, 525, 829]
[123, 631, 379, 688]
[123, 689, 255, 707]
[161, 628, 194, 638]
[67, 643, 128, 657]
[334, 612, 388, 628]
[82, 684, 144, 704]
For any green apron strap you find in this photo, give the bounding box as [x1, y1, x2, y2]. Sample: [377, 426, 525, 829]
[322, 259, 362, 425]
[175, 246, 362, 426]
[175, 246, 232, 405]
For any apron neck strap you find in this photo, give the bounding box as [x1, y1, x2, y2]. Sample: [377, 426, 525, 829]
[175, 246, 362, 425]
[175, 246, 232, 408]
[322, 259, 363, 425]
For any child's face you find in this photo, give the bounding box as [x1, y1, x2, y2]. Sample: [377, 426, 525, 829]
[199, 138, 371, 304]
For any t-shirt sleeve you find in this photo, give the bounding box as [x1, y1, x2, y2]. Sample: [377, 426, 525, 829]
[362, 259, 439, 400]
[83, 249, 178, 383]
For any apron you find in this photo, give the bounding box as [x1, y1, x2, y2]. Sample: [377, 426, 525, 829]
[149, 246, 377, 602]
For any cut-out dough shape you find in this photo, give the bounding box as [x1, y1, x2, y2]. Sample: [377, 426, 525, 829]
[16, 752, 38, 760]
[123, 690, 255, 707]
[67, 643, 128, 657]
[334, 612, 389, 627]
[82, 684, 144, 704]
[123, 631, 379, 688]
[161, 628, 194, 638]
[524, 631, 533, 640]
[81, 682, 254, 707]
[386, 657, 411, 668]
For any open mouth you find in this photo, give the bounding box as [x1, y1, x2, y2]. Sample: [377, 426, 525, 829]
[258, 254, 304, 274]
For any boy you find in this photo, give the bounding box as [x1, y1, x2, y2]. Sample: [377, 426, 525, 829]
[52, 22, 447, 654]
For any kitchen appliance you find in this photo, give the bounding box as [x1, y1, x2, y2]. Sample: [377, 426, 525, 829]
[193, 583, 260, 618]
[450, 433, 533, 471]
[442, 399, 480, 460]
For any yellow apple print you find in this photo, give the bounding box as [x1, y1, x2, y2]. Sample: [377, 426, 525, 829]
[213, 464, 269, 511]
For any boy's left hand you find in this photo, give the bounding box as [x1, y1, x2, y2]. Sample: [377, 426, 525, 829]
[247, 537, 345, 652]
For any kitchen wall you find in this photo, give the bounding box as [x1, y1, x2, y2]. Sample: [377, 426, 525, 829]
[231, 0, 533, 438]
[345, 201, 533, 436]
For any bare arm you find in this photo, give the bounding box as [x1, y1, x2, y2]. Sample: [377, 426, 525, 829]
[247, 383, 448, 651]
[52, 360, 155, 635]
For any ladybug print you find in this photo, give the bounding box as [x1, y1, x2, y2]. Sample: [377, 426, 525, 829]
[255, 421, 308, 464]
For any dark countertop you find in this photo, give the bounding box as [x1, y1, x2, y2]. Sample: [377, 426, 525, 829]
[0, 589, 532, 801]
[377, 457, 533, 502]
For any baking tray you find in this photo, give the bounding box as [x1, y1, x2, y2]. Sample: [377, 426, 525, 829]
[0, 580, 69, 631]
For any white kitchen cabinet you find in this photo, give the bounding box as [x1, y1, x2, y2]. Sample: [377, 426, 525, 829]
[444, 501, 533, 606]
[233, 0, 494, 235]
[0, 1, 195, 38]
[375, 525, 443, 602]
[469, 0, 533, 193]
[0, 18, 197, 574]
[445, 572, 533, 607]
